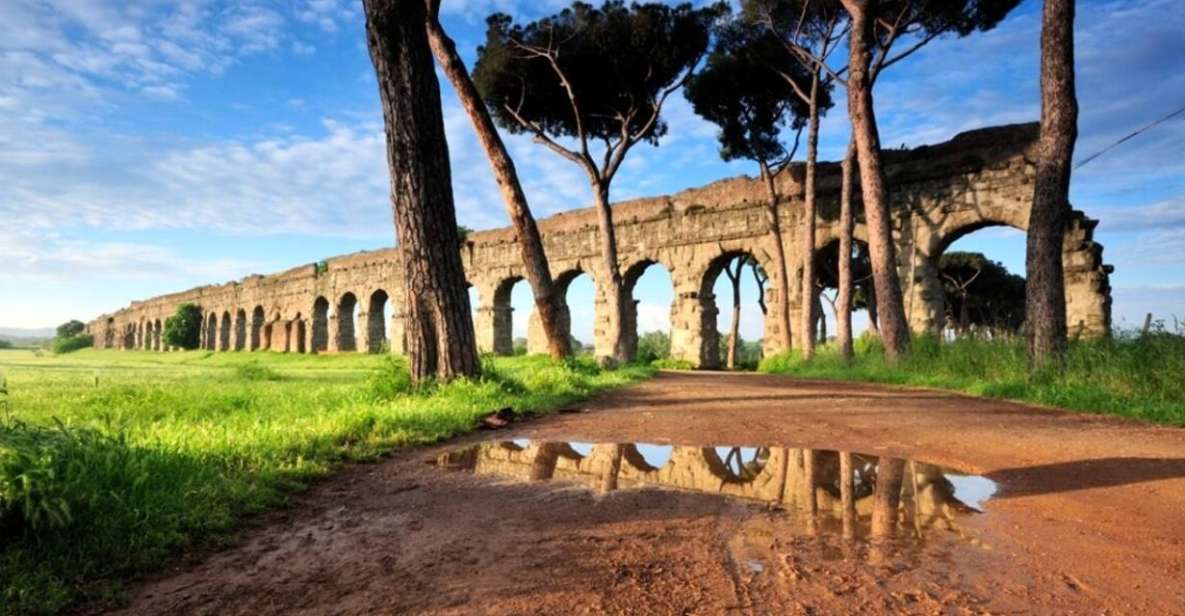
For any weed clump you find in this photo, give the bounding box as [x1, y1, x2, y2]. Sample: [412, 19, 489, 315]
[233, 362, 284, 381]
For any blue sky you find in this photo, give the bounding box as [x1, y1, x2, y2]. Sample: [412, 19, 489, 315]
[2, 0, 1183, 344]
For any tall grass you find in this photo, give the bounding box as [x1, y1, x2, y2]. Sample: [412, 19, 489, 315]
[760, 328, 1185, 425]
[0, 349, 652, 614]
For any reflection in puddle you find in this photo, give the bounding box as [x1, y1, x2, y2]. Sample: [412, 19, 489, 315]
[432, 439, 995, 549]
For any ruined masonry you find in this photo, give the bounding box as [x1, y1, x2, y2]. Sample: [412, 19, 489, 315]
[88, 123, 1112, 367]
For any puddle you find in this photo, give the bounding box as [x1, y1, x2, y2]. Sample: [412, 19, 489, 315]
[431, 439, 996, 546]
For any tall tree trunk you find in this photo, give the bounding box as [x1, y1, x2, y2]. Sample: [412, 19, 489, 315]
[725, 257, 743, 369]
[839, 451, 856, 539]
[760, 164, 794, 352]
[837, 141, 856, 360]
[841, 0, 911, 361]
[363, 0, 479, 383]
[424, 12, 571, 360]
[870, 456, 905, 538]
[591, 182, 630, 365]
[801, 74, 822, 360]
[1027, 0, 1076, 367]
[815, 294, 826, 344]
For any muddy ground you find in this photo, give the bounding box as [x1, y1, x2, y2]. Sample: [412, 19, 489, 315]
[106, 372, 1185, 615]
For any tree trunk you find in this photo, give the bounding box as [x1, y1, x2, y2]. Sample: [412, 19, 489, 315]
[591, 182, 630, 365]
[815, 294, 826, 344]
[801, 74, 822, 360]
[424, 14, 571, 360]
[725, 257, 743, 369]
[839, 451, 856, 539]
[363, 0, 479, 383]
[837, 141, 856, 360]
[760, 164, 794, 352]
[870, 456, 905, 538]
[1027, 0, 1076, 368]
[841, 0, 910, 361]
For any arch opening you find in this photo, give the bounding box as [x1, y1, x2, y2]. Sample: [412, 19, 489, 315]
[153, 319, 163, 351]
[250, 306, 265, 351]
[336, 292, 358, 352]
[702, 251, 768, 370]
[623, 260, 675, 363]
[311, 297, 330, 353]
[491, 276, 526, 356]
[233, 310, 246, 350]
[929, 223, 1026, 340]
[293, 313, 307, 353]
[205, 313, 217, 350]
[367, 289, 390, 353]
[558, 269, 595, 355]
[219, 311, 231, 351]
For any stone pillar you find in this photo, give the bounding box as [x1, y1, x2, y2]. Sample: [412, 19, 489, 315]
[670, 290, 718, 368]
[473, 305, 497, 354]
[1063, 211, 1112, 338]
[388, 311, 408, 356]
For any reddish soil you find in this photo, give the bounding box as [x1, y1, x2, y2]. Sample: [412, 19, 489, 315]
[107, 372, 1185, 615]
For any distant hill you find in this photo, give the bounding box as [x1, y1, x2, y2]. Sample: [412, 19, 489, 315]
[0, 327, 55, 348]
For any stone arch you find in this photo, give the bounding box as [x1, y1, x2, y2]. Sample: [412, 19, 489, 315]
[488, 276, 523, 356]
[686, 249, 776, 369]
[104, 317, 115, 349]
[909, 209, 1111, 337]
[233, 309, 247, 350]
[205, 312, 217, 350]
[153, 318, 163, 351]
[250, 306, 265, 351]
[543, 268, 595, 355]
[366, 289, 390, 353]
[219, 311, 231, 351]
[621, 258, 676, 362]
[311, 297, 330, 353]
[336, 292, 358, 352]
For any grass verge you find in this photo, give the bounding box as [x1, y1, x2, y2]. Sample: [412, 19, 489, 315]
[0, 349, 652, 614]
[759, 331, 1185, 425]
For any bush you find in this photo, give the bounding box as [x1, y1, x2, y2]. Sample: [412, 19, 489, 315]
[51, 334, 93, 355]
[0, 340, 12, 350]
[55, 321, 85, 340]
[366, 357, 413, 400]
[652, 358, 695, 370]
[163, 304, 203, 350]
[636, 330, 670, 362]
[233, 362, 284, 381]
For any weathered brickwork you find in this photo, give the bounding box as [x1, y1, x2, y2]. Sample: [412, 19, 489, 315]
[88, 123, 1112, 366]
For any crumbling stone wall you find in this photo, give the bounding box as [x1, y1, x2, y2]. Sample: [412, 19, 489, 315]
[88, 123, 1112, 365]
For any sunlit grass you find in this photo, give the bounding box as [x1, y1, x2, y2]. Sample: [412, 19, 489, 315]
[0, 349, 653, 615]
[759, 330, 1185, 425]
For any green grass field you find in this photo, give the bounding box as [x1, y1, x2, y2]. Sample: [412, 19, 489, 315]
[0, 349, 653, 615]
[759, 331, 1185, 425]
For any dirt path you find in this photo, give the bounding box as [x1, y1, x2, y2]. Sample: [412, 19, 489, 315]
[107, 372, 1185, 615]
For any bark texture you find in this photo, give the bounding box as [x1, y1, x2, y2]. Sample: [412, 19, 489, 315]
[870, 456, 905, 538]
[424, 11, 572, 360]
[800, 75, 822, 360]
[1026, 0, 1077, 367]
[837, 141, 856, 360]
[841, 0, 911, 361]
[724, 257, 744, 369]
[592, 184, 630, 365]
[363, 0, 480, 383]
[761, 165, 795, 352]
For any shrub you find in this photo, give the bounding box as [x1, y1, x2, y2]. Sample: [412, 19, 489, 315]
[51, 334, 93, 355]
[0, 340, 12, 350]
[233, 362, 284, 381]
[163, 304, 203, 350]
[366, 356, 413, 400]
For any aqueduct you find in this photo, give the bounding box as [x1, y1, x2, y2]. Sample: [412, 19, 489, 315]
[88, 123, 1112, 366]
